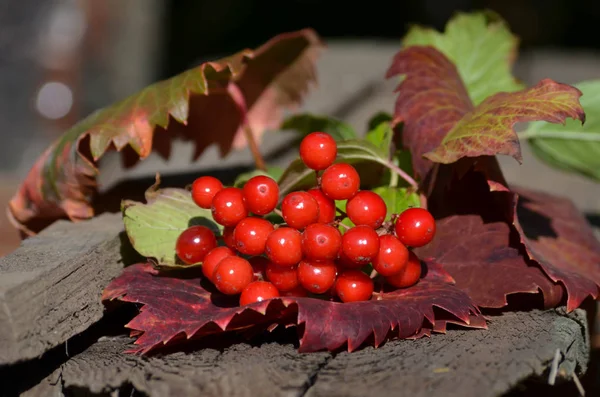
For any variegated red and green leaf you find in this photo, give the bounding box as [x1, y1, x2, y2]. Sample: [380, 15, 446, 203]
[9, 29, 323, 235]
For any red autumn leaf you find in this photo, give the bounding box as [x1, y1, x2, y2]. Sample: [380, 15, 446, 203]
[511, 187, 600, 311]
[414, 214, 564, 309]
[385, 46, 585, 179]
[9, 29, 323, 236]
[102, 262, 485, 354]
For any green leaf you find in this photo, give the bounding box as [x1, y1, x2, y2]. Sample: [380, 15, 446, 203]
[122, 182, 222, 269]
[402, 10, 524, 105]
[366, 112, 393, 131]
[371, 186, 420, 221]
[365, 121, 394, 157]
[522, 80, 600, 182]
[277, 139, 390, 195]
[233, 166, 284, 187]
[281, 113, 357, 141]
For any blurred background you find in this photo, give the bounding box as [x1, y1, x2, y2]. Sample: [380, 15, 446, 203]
[1, 0, 600, 256]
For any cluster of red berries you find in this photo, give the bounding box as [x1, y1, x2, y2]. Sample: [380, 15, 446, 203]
[175, 131, 436, 306]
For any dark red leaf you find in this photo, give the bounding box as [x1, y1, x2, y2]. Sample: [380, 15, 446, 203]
[385, 46, 472, 179]
[414, 214, 564, 309]
[511, 187, 600, 311]
[102, 262, 485, 354]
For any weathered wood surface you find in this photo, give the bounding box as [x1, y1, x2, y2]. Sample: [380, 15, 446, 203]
[0, 213, 124, 365]
[26, 309, 588, 397]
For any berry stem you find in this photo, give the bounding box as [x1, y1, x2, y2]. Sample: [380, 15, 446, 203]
[337, 222, 351, 230]
[336, 207, 348, 218]
[243, 124, 267, 171]
[384, 160, 418, 189]
[273, 208, 284, 218]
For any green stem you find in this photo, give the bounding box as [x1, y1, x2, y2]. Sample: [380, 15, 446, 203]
[517, 130, 600, 141]
[384, 160, 418, 189]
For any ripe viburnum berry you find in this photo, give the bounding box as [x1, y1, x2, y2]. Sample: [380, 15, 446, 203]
[347, 190, 387, 229]
[211, 187, 248, 227]
[239, 281, 280, 306]
[176, 225, 218, 265]
[221, 226, 236, 250]
[213, 256, 254, 295]
[394, 207, 436, 247]
[279, 285, 309, 297]
[264, 227, 303, 267]
[385, 251, 422, 288]
[341, 225, 380, 265]
[233, 217, 274, 255]
[202, 246, 235, 281]
[281, 191, 320, 229]
[191, 176, 223, 209]
[334, 270, 374, 303]
[320, 163, 360, 200]
[297, 260, 337, 294]
[242, 175, 279, 215]
[307, 188, 336, 224]
[265, 262, 299, 292]
[299, 131, 337, 171]
[302, 223, 342, 261]
[371, 234, 409, 277]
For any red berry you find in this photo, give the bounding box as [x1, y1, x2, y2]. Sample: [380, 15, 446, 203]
[213, 256, 254, 295]
[222, 226, 236, 250]
[280, 285, 309, 297]
[266, 262, 299, 292]
[394, 208, 436, 247]
[341, 225, 380, 265]
[320, 163, 360, 200]
[233, 217, 274, 255]
[202, 246, 235, 281]
[297, 260, 337, 294]
[211, 187, 248, 227]
[281, 191, 319, 229]
[242, 175, 279, 215]
[248, 256, 269, 281]
[299, 132, 337, 170]
[191, 176, 223, 209]
[239, 281, 280, 306]
[336, 247, 364, 269]
[347, 191, 387, 229]
[334, 270, 374, 302]
[302, 223, 342, 261]
[372, 234, 409, 277]
[264, 227, 303, 267]
[176, 225, 218, 265]
[385, 251, 422, 288]
[307, 188, 336, 224]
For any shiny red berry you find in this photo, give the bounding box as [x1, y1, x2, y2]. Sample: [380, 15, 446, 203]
[222, 226, 236, 250]
[264, 227, 303, 267]
[307, 188, 336, 224]
[242, 175, 279, 215]
[385, 251, 422, 288]
[372, 234, 409, 277]
[211, 187, 248, 227]
[213, 256, 254, 295]
[334, 270, 374, 303]
[347, 191, 387, 229]
[394, 208, 436, 247]
[176, 225, 218, 265]
[233, 217, 274, 255]
[302, 223, 342, 261]
[297, 260, 337, 294]
[191, 176, 223, 209]
[266, 262, 299, 292]
[336, 247, 364, 269]
[341, 225, 380, 265]
[202, 246, 235, 281]
[239, 281, 280, 306]
[299, 132, 337, 170]
[248, 256, 269, 281]
[320, 163, 360, 200]
[281, 191, 319, 229]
